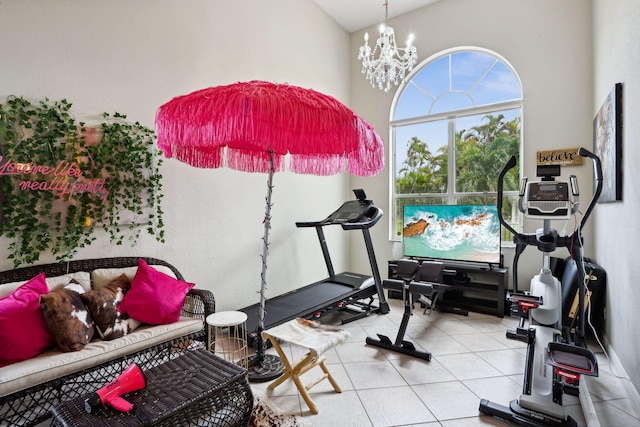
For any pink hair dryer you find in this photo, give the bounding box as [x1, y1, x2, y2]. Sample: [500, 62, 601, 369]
[84, 363, 146, 414]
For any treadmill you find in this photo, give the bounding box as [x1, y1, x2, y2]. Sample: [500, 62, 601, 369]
[240, 189, 390, 344]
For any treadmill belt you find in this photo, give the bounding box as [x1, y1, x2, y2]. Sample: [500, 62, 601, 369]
[242, 281, 358, 334]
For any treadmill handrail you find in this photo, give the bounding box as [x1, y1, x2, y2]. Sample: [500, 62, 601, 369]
[295, 219, 329, 228]
[295, 206, 382, 230]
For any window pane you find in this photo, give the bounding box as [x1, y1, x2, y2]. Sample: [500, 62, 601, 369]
[455, 110, 521, 193]
[499, 194, 520, 241]
[394, 83, 432, 121]
[394, 51, 523, 121]
[432, 92, 473, 114]
[394, 56, 451, 120]
[471, 61, 522, 105]
[395, 121, 448, 194]
[451, 51, 497, 92]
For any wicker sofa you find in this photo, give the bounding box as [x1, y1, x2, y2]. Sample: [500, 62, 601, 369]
[0, 257, 221, 427]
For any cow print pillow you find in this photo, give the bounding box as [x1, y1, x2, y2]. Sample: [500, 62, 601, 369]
[80, 274, 141, 340]
[39, 280, 94, 352]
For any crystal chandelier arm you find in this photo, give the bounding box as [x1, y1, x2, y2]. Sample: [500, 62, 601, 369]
[357, 0, 418, 92]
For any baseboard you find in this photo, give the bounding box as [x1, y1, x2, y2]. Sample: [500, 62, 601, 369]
[582, 339, 640, 426]
[580, 379, 601, 427]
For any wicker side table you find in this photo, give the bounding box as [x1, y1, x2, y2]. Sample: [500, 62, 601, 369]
[50, 349, 253, 427]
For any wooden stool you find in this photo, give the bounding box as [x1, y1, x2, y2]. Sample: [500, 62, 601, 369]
[261, 318, 350, 414]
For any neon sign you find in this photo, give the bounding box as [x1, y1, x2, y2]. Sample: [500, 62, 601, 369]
[0, 156, 109, 202]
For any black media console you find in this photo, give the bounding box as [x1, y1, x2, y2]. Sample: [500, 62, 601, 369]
[387, 260, 508, 317]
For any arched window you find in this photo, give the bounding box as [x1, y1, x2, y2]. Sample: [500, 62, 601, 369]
[390, 47, 523, 240]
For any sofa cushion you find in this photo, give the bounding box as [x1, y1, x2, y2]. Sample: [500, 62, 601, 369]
[80, 274, 141, 340]
[0, 317, 204, 397]
[91, 264, 176, 289]
[46, 272, 92, 293]
[0, 272, 91, 299]
[118, 259, 194, 325]
[0, 274, 55, 367]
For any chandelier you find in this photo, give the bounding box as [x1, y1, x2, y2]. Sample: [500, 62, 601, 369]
[358, 1, 418, 92]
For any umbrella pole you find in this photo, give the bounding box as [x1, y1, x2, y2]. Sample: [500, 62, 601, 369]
[256, 151, 274, 361]
[248, 150, 284, 382]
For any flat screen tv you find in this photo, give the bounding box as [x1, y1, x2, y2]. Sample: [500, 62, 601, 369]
[402, 204, 502, 267]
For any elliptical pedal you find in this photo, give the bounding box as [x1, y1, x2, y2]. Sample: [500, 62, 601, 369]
[509, 292, 544, 317]
[547, 342, 598, 376]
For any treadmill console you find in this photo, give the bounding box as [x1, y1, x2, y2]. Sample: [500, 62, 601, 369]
[328, 199, 374, 223]
[296, 189, 381, 230]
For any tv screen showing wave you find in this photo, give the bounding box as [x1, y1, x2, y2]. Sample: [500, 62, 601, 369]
[402, 204, 501, 265]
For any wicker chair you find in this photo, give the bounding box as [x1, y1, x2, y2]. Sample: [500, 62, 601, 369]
[0, 257, 221, 427]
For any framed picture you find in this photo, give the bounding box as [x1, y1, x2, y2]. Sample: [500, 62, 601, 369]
[593, 83, 623, 202]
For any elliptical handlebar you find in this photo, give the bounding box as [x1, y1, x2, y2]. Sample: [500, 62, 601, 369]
[497, 155, 519, 238]
[497, 149, 603, 238]
[496, 155, 526, 293]
[496, 149, 603, 295]
[575, 147, 603, 233]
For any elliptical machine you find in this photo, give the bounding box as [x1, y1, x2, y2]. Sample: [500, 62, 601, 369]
[479, 147, 603, 427]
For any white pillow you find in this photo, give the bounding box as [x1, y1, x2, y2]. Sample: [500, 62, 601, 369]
[0, 272, 91, 298]
[47, 273, 91, 293]
[91, 265, 176, 289]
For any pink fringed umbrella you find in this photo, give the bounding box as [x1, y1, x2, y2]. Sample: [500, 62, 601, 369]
[155, 80, 384, 379]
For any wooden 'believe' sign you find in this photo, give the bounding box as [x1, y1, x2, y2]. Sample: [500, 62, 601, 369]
[536, 148, 583, 166]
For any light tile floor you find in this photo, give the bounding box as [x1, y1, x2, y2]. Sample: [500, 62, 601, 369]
[250, 298, 640, 427]
[583, 350, 640, 426]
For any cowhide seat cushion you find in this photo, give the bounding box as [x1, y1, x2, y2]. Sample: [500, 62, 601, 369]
[39, 280, 94, 352]
[249, 393, 312, 427]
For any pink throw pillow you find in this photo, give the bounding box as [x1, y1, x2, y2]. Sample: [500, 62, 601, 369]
[0, 273, 55, 367]
[118, 259, 194, 325]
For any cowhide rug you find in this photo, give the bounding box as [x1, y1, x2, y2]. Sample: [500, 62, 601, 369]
[249, 393, 312, 427]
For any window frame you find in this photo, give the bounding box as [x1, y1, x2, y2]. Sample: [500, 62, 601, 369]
[388, 47, 523, 241]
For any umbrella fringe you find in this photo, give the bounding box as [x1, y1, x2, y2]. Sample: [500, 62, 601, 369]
[170, 145, 225, 169]
[155, 80, 385, 177]
[290, 154, 344, 176]
[227, 148, 285, 173]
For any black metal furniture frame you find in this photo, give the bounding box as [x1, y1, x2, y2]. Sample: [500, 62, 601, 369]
[0, 257, 216, 427]
[366, 259, 449, 361]
[51, 349, 252, 427]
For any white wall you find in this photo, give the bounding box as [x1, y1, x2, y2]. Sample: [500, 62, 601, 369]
[4, 3, 635, 399]
[0, 0, 354, 311]
[349, 0, 595, 293]
[593, 0, 640, 398]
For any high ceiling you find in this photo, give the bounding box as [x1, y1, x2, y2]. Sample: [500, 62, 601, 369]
[310, 0, 440, 33]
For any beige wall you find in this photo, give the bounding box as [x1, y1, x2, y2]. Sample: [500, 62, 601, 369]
[2, 0, 636, 399]
[0, 0, 353, 311]
[593, 0, 640, 400]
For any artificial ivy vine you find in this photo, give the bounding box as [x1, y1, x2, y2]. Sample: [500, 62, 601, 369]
[0, 96, 164, 267]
